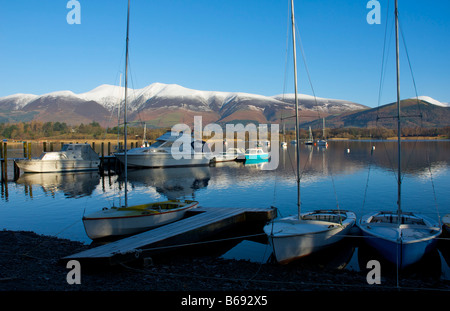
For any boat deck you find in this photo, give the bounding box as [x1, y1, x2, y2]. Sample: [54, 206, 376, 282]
[62, 206, 275, 266]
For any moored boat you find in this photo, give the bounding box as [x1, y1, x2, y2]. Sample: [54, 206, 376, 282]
[244, 147, 269, 162]
[82, 199, 198, 240]
[213, 147, 245, 163]
[15, 143, 100, 173]
[442, 214, 450, 235]
[115, 131, 212, 168]
[263, 0, 355, 265]
[356, 0, 442, 270]
[358, 211, 441, 269]
[264, 210, 356, 264]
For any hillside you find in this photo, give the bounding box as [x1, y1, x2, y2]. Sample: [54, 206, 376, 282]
[0, 83, 448, 129]
[0, 83, 366, 128]
[305, 98, 450, 130]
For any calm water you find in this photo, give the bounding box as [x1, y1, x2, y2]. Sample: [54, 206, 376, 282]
[1, 140, 449, 280]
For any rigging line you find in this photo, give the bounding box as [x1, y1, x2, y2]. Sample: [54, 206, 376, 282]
[361, 144, 375, 214]
[396, 20, 423, 183]
[282, 0, 291, 100]
[425, 146, 442, 226]
[376, 0, 392, 110]
[294, 23, 321, 122]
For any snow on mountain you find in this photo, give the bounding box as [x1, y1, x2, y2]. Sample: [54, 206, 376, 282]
[0, 93, 39, 110]
[78, 84, 126, 111]
[272, 93, 366, 113]
[415, 96, 450, 107]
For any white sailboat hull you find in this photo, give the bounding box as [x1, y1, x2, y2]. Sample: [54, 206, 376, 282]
[357, 211, 441, 269]
[82, 200, 198, 240]
[264, 211, 356, 264]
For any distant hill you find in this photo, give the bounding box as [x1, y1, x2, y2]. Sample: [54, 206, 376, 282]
[0, 82, 448, 129]
[305, 97, 450, 130]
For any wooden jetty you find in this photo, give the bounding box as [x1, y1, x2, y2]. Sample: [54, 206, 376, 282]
[62, 206, 276, 266]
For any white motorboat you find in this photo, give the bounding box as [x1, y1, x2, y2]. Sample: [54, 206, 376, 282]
[115, 131, 212, 168]
[15, 143, 100, 173]
[213, 147, 245, 163]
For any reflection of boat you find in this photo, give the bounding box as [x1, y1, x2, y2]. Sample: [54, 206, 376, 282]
[357, 0, 441, 270]
[16, 144, 100, 173]
[83, 199, 199, 240]
[82, 1, 198, 240]
[115, 131, 212, 168]
[16, 171, 100, 198]
[263, 0, 356, 265]
[213, 148, 245, 163]
[126, 166, 210, 199]
[244, 147, 269, 162]
[281, 142, 287, 149]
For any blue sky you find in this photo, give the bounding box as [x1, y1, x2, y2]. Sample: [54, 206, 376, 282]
[0, 0, 449, 108]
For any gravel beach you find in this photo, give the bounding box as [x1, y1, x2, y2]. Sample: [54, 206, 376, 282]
[1, 230, 449, 293]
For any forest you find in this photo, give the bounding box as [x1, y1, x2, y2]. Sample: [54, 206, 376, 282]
[0, 121, 449, 142]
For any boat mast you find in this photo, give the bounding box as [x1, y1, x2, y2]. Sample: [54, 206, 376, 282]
[123, 0, 130, 207]
[290, 0, 301, 219]
[395, 0, 402, 222]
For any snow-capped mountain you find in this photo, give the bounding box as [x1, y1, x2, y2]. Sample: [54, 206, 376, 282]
[1, 82, 447, 128]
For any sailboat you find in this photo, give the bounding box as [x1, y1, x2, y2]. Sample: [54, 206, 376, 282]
[357, 0, 441, 269]
[305, 126, 314, 145]
[316, 118, 327, 147]
[82, 0, 198, 240]
[263, 0, 356, 265]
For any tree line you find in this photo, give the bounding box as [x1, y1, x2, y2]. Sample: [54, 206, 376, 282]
[0, 121, 449, 141]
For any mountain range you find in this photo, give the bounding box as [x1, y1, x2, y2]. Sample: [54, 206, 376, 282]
[0, 83, 448, 129]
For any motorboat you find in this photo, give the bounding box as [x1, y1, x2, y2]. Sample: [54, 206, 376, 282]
[115, 131, 212, 168]
[15, 143, 100, 173]
[213, 147, 245, 163]
[244, 147, 269, 162]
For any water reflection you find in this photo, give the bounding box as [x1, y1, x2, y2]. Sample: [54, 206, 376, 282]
[125, 166, 211, 200]
[1, 140, 449, 283]
[16, 171, 100, 198]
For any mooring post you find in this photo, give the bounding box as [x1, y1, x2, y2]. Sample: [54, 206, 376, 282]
[1, 142, 7, 182]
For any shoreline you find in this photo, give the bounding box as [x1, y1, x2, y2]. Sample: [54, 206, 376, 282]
[1, 230, 449, 293]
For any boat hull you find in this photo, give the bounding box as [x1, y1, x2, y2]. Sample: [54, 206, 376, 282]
[443, 214, 450, 235]
[264, 211, 356, 264]
[82, 200, 198, 240]
[16, 159, 100, 173]
[115, 153, 210, 168]
[357, 211, 442, 269]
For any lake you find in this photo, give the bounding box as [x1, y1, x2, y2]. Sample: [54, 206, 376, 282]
[1, 140, 449, 282]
